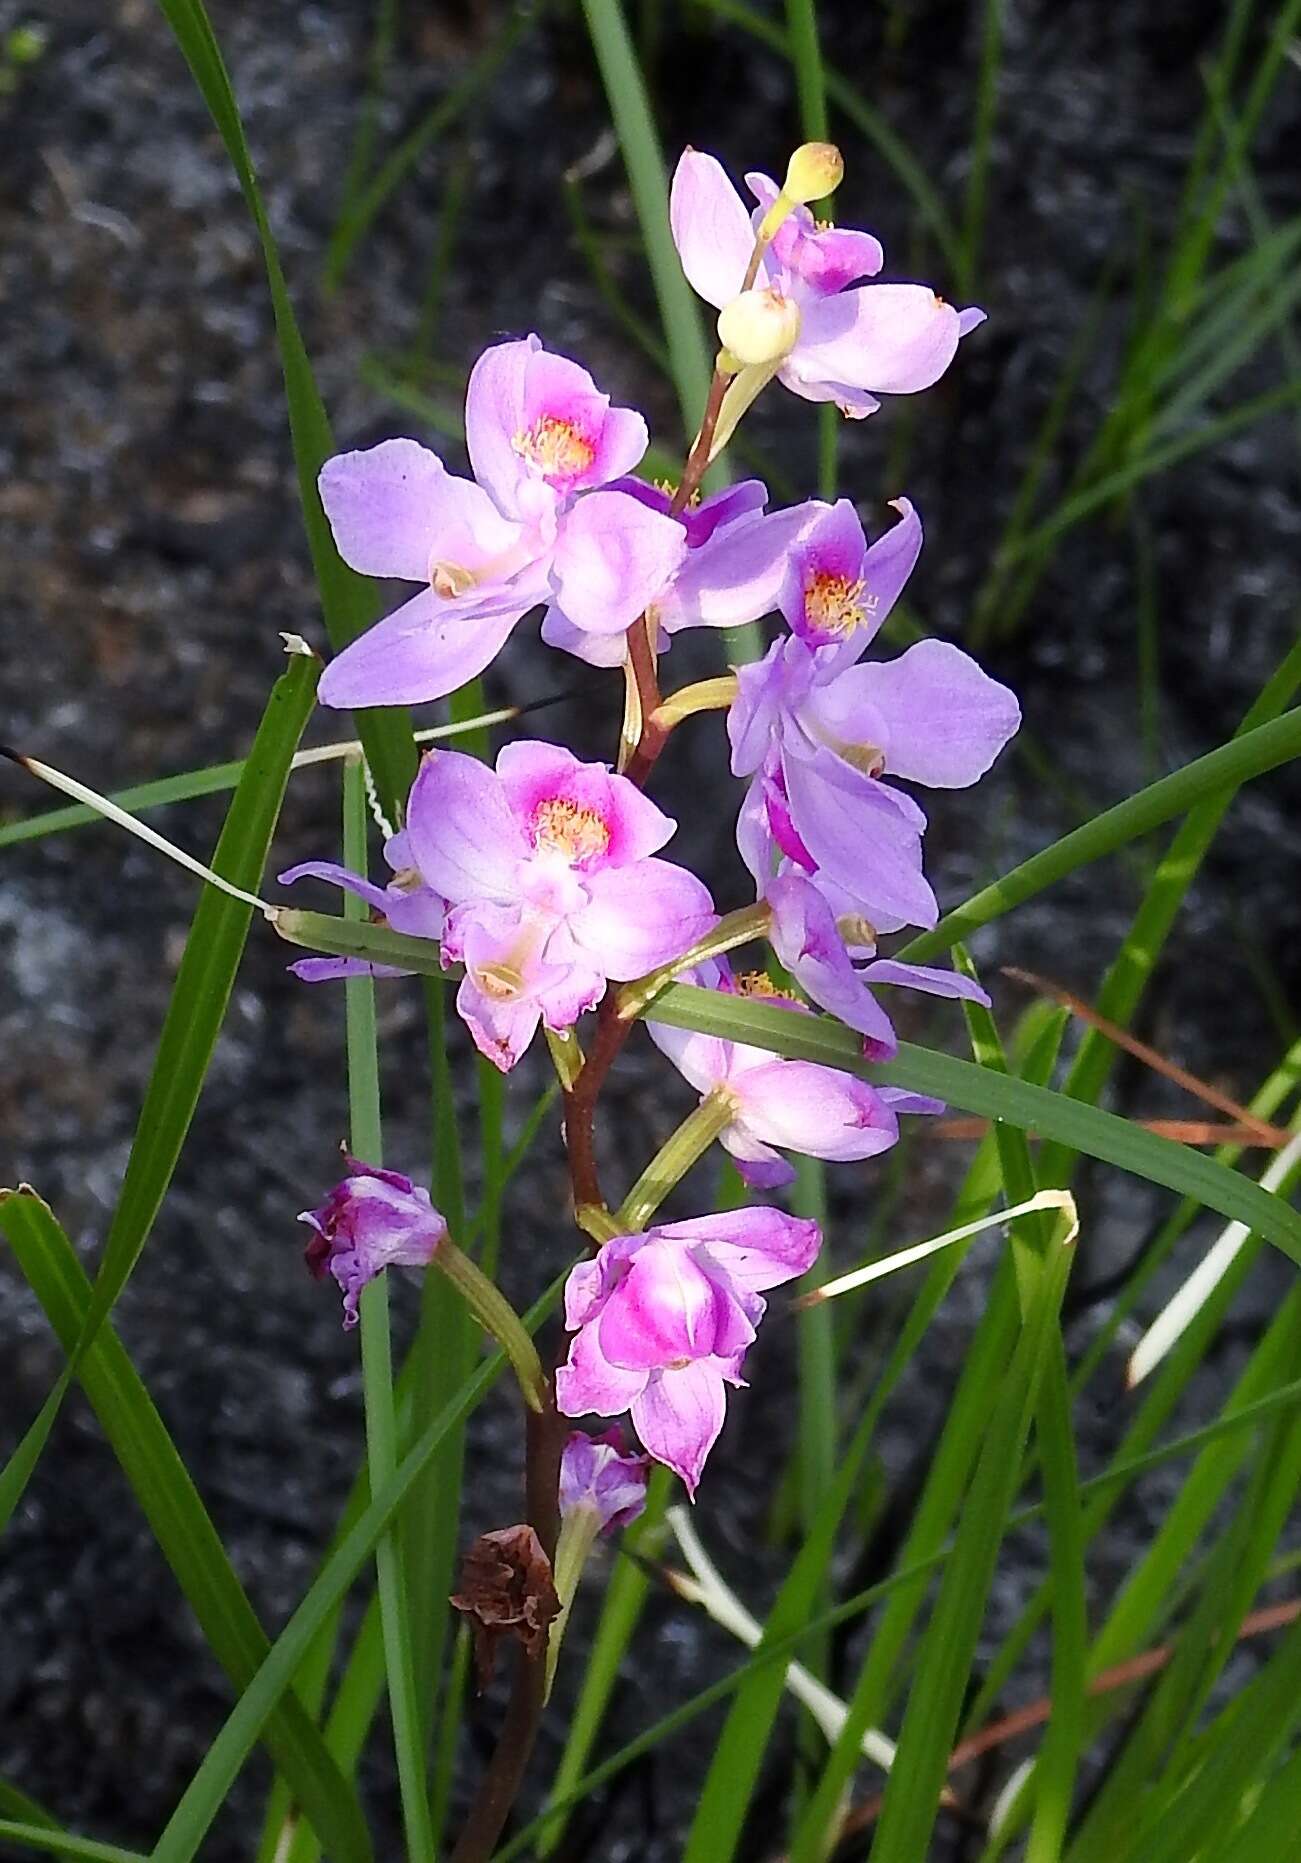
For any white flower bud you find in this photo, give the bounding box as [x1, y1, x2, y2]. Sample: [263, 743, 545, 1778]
[716, 288, 801, 367]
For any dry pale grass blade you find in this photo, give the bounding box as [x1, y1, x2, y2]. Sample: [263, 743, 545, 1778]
[1004, 967, 1289, 1146]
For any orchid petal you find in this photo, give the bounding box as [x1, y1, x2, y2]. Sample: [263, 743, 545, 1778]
[404, 750, 529, 902]
[570, 859, 716, 978]
[657, 1207, 821, 1293]
[792, 285, 967, 395]
[550, 491, 687, 635]
[317, 584, 534, 709]
[669, 150, 756, 309]
[557, 1323, 650, 1418]
[631, 1360, 729, 1498]
[847, 639, 1021, 785]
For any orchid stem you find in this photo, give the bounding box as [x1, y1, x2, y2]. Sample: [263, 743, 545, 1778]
[617, 1089, 737, 1231]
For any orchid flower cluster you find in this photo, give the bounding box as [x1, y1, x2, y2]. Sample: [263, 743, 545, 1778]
[290, 145, 1017, 1598]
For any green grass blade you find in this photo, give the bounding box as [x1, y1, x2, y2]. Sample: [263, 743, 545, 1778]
[868, 1221, 1074, 1862]
[0, 1188, 374, 1863]
[0, 1786, 58, 1831]
[153, 0, 415, 819]
[641, 993, 1301, 1266]
[0, 1825, 150, 1863]
[579, 0, 715, 439]
[959, 0, 1003, 293]
[323, 8, 531, 291]
[342, 761, 435, 1861]
[1214, 1739, 1301, 1860]
[2, 654, 317, 1528]
[147, 1270, 566, 1862]
[898, 687, 1301, 963]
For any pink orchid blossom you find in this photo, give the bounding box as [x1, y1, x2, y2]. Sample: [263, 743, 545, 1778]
[670, 151, 983, 418]
[559, 1429, 651, 1535]
[405, 741, 715, 1071]
[648, 957, 907, 1187]
[316, 336, 686, 708]
[556, 1208, 820, 1496]
[300, 1160, 447, 1328]
[541, 478, 812, 669]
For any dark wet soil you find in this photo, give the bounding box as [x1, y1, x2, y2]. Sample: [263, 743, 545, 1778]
[1, 1, 1299, 1858]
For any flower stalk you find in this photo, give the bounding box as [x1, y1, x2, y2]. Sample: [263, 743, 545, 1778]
[617, 1089, 738, 1231]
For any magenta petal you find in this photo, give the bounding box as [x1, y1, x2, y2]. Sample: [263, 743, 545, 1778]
[631, 1361, 729, 1498]
[550, 491, 687, 635]
[852, 639, 1021, 786]
[569, 859, 716, 979]
[496, 740, 677, 865]
[597, 1240, 753, 1368]
[454, 970, 541, 1073]
[720, 1129, 798, 1190]
[404, 751, 529, 902]
[669, 150, 755, 310]
[318, 438, 451, 580]
[657, 1208, 821, 1293]
[316, 585, 529, 709]
[557, 1323, 650, 1419]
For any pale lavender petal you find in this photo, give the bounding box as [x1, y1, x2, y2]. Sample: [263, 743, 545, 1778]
[782, 749, 937, 930]
[454, 970, 542, 1073]
[850, 639, 1021, 786]
[404, 750, 529, 902]
[681, 478, 769, 547]
[777, 363, 882, 419]
[728, 640, 795, 778]
[631, 1360, 728, 1498]
[732, 1060, 899, 1161]
[550, 490, 687, 635]
[317, 585, 529, 709]
[792, 286, 966, 395]
[540, 605, 630, 667]
[669, 149, 755, 309]
[957, 306, 987, 335]
[661, 502, 814, 635]
[860, 957, 991, 1006]
[278, 860, 393, 916]
[559, 1429, 650, 1534]
[569, 859, 716, 978]
[557, 1323, 649, 1418]
[464, 335, 535, 513]
[719, 1126, 797, 1190]
[767, 871, 900, 1056]
[318, 439, 452, 580]
[645, 1018, 731, 1096]
[289, 956, 410, 982]
[878, 1086, 946, 1117]
[656, 1207, 821, 1293]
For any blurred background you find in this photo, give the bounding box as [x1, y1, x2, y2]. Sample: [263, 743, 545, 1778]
[1, 1, 1299, 1856]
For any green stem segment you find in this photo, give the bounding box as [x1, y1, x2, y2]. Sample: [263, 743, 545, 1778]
[618, 1090, 738, 1232]
[545, 1506, 605, 1701]
[435, 1240, 548, 1413]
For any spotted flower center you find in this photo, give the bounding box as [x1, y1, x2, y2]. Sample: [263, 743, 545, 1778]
[733, 969, 800, 1009]
[531, 797, 611, 864]
[512, 414, 596, 482]
[804, 568, 867, 637]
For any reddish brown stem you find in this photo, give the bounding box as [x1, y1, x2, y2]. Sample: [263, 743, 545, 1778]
[671, 367, 729, 516]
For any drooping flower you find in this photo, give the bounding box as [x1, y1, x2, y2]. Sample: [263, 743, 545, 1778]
[647, 957, 904, 1187]
[558, 1428, 651, 1535]
[279, 827, 446, 982]
[300, 1160, 447, 1327]
[315, 336, 687, 708]
[556, 1208, 820, 1496]
[540, 478, 814, 669]
[405, 741, 716, 1070]
[670, 151, 983, 418]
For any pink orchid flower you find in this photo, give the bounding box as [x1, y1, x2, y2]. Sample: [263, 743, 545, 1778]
[405, 741, 716, 1071]
[315, 335, 686, 707]
[559, 1428, 651, 1535]
[648, 957, 908, 1187]
[556, 1208, 820, 1496]
[669, 151, 983, 418]
[300, 1160, 447, 1328]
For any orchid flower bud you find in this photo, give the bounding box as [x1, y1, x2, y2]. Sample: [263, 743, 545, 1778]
[782, 140, 844, 205]
[547, 1429, 652, 1697]
[300, 1160, 447, 1328]
[717, 287, 802, 368]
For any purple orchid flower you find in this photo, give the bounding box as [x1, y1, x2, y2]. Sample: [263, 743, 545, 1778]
[315, 336, 687, 708]
[670, 151, 983, 418]
[540, 478, 812, 669]
[300, 1159, 447, 1328]
[555, 1207, 820, 1496]
[405, 740, 715, 1071]
[559, 1428, 651, 1535]
[279, 827, 446, 982]
[647, 957, 905, 1187]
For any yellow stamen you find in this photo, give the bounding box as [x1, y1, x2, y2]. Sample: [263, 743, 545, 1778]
[532, 797, 611, 863]
[512, 414, 595, 482]
[431, 560, 477, 598]
[804, 568, 868, 637]
[476, 961, 525, 1001]
[733, 970, 800, 1008]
